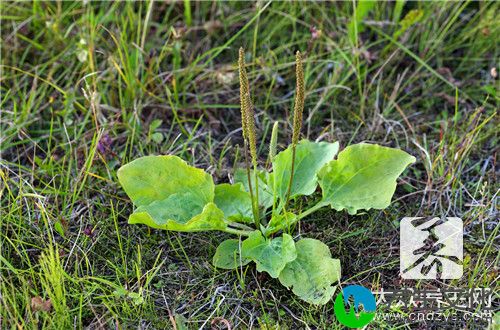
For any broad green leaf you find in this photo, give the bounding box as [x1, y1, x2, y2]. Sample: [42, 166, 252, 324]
[117, 155, 214, 207]
[272, 140, 339, 202]
[242, 231, 297, 278]
[214, 183, 253, 223]
[264, 212, 298, 236]
[278, 238, 341, 305]
[318, 143, 416, 215]
[234, 169, 273, 209]
[132, 191, 205, 225]
[129, 202, 226, 232]
[212, 239, 251, 269]
[118, 155, 227, 231]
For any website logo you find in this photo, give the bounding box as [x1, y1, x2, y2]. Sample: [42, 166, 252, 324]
[400, 217, 463, 279]
[334, 285, 376, 328]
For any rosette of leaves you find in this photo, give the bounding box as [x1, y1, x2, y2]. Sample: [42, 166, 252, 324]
[117, 49, 415, 305]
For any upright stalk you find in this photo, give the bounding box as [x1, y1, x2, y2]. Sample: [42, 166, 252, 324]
[239, 48, 260, 228]
[284, 51, 305, 209]
[253, 167, 260, 228]
[268, 121, 279, 166]
[243, 140, 257, 223]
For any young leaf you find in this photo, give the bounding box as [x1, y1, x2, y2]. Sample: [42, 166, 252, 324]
[264, 212, 298, 236]
[213, 239, 251, 269]
[118, 155, 227, 231]
[272, 140, 339, 202]
[234, 169, 274, 209]
[214, 183, 253, 223]
[318, 143, 416, 215]
[278, 238, 341, 305]
[268, 121, 279, 162]
[242, 231, 297, 278]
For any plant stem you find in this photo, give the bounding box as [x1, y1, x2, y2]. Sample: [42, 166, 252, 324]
[284, 145, 296, 210]
[228, 222, 254, 231]
[224, 227, 253, 237]
[296, 200, 327, 221]
[253, 163, 260, 229]
[243, 141, 258, 226]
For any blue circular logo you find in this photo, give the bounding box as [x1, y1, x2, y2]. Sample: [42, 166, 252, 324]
[334, 285, 376, 328]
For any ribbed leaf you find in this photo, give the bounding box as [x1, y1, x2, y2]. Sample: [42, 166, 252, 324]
[318, 143, 415, 214]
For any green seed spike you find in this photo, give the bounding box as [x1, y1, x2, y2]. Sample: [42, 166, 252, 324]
[285, 51, 305, 209]
[269, 121, 279, 162]
[238, 48, 257, 167]
[245, 95, 258, 168]
[238, 47, 249, 141]
[238, 47, 259, 227]
[292, 51, 305, 147]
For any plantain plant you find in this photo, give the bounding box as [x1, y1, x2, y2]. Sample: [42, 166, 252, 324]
[117, 48, 415, 305]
